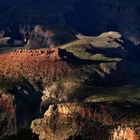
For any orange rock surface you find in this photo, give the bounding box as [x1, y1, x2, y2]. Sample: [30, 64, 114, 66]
[32, 103, 140, 140]
[0, 48, 77, 79]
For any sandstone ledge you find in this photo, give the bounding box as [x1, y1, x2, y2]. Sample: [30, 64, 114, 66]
[31, 102, 140, 140]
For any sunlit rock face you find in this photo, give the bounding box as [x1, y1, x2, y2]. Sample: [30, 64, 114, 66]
[0, 48, 78, 78]
[0, 47, 127, 110]
[31, 102, 140, 140]
[0, 32, 128, 139]
[113, 127, 139, 140]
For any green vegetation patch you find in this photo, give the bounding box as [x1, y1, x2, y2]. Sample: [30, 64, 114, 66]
[60, 38, 123, 62]
[90, 54, 122, 61]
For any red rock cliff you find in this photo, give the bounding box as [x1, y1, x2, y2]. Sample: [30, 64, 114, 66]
[0, 48, 77, 79]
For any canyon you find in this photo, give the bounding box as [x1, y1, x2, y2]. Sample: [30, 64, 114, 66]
[0, 31, 132, 139]
[0, 0, 140, 45]
[0, 1, 140, 139]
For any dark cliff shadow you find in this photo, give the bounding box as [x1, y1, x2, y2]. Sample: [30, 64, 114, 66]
[59, 48, 119, 66]
[8, 76, 42, 128]
[86, 47, 127, 59]
[125, 39, 140, 63]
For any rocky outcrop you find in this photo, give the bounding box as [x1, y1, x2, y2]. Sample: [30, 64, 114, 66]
[0, 77, 42, 139]
[31, 102, 140, 140]
[0, 48, 78, 79]
[0, 33, 128, 139]
[113, 127, 139, 140]
[0, 46, 127, 103]
[61, 31, 127, 60]
[25, 25, 76, 49]
[0, 44, 127, 79]
[0, 37, 11, 45]
[0, 90, 17, 138]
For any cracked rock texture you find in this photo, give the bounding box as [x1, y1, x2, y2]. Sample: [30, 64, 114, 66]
[31, 102, 140, 140]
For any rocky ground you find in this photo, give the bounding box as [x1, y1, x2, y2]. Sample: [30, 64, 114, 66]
[0, 31, 140, 140]
[31, 102, 140, 140]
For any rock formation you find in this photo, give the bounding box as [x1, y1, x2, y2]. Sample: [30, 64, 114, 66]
[0, 32, 129, 139]
[0, 0, 140, 139]
[0, 48, 78, 78]
[0, 90, 17, 138]
[0, 46, 127, 102]
[0, 77, 42, 139]
[25, 25, 76, 49]
[31, 102, 140, 140]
